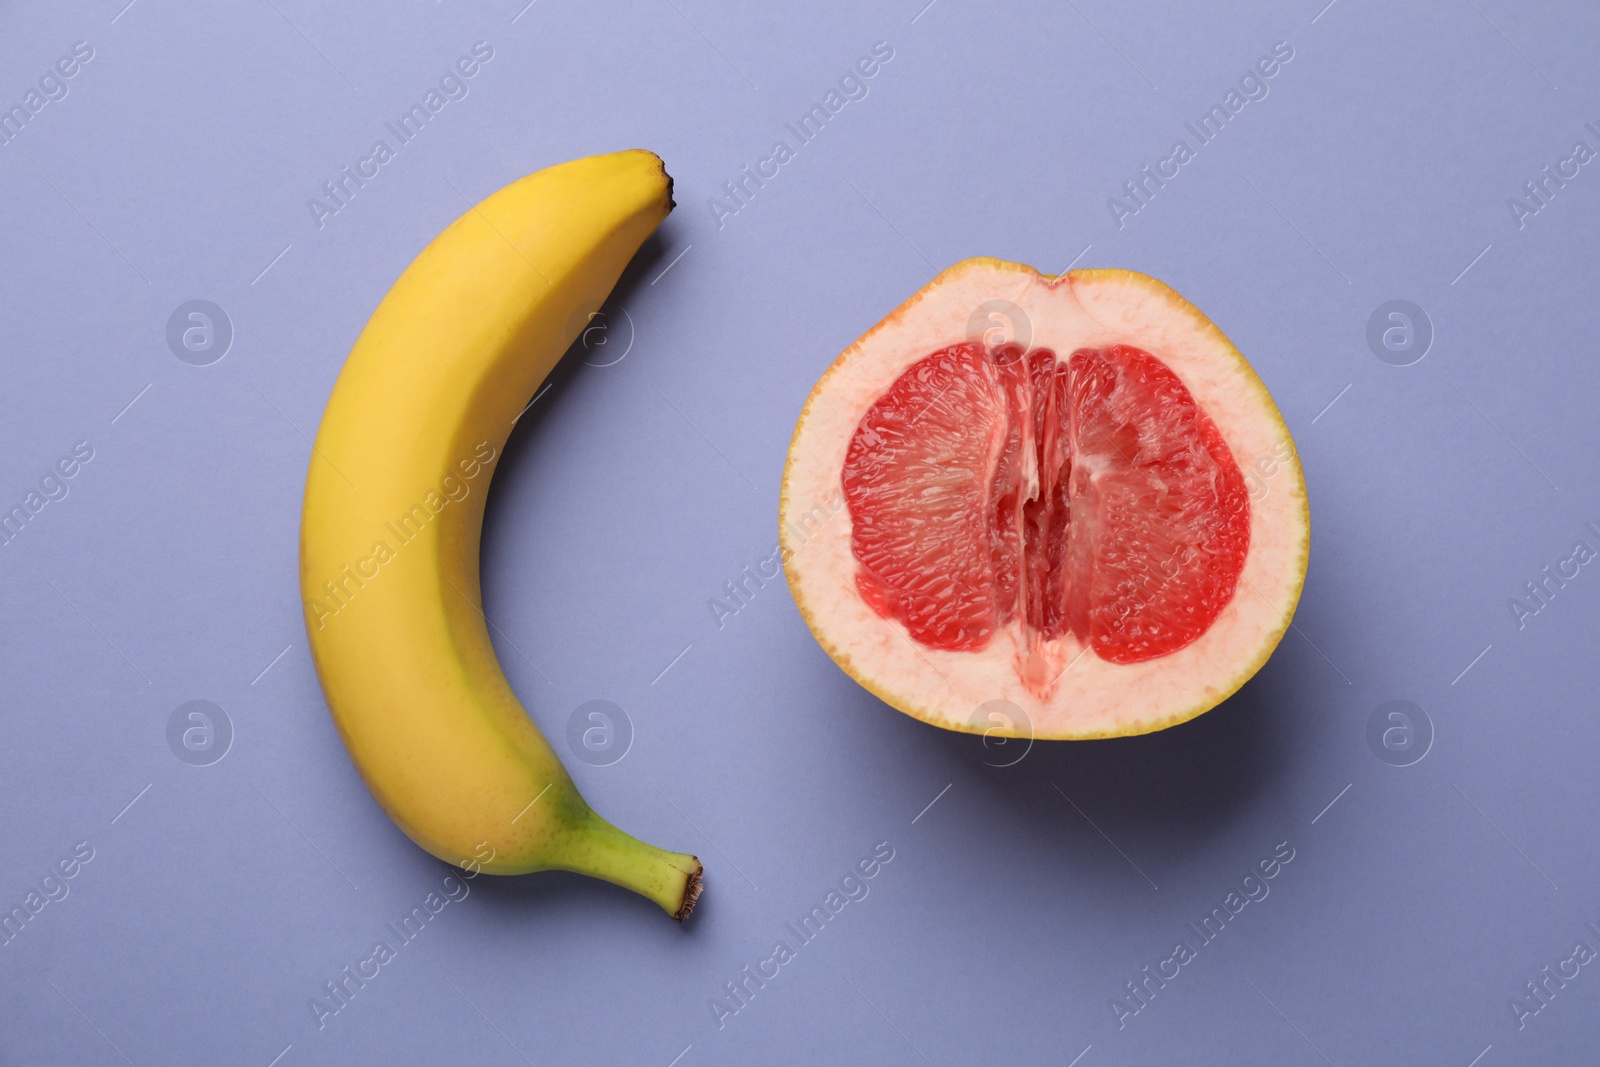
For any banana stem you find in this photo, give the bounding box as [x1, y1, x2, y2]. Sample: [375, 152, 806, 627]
[557, 814, 703, 921]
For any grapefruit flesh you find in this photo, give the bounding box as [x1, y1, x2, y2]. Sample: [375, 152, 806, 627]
[782, 259, 1308, 739]
[843, 341, 1251, 663]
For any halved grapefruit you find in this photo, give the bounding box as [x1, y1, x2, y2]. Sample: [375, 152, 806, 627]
[781, 259, 1309, 739]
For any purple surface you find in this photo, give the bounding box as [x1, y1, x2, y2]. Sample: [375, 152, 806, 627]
[1, 1, 1596, 1064]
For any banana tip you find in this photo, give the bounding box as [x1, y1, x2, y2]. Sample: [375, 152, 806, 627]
[645, 148, 674, 211]
[673, 862, 703, 923]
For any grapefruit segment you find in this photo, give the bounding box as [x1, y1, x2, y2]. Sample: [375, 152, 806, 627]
[782, 259, 1309, 739]
[842, 342, 1014, 652]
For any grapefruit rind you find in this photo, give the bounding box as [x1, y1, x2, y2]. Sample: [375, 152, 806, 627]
[780, 258, 1309, 740]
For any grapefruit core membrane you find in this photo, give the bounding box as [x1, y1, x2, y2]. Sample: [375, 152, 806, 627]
[781, 259, 1309, 740]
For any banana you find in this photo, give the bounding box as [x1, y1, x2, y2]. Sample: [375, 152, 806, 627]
[299, 150, 701, 920]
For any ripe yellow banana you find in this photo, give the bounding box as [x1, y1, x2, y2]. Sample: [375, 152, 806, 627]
[299, 150, 701, 920]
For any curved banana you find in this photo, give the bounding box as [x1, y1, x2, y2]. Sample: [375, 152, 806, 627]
[299, 150, 701, 920]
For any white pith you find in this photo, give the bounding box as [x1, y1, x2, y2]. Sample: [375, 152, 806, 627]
[780, 260, 1310, 739]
